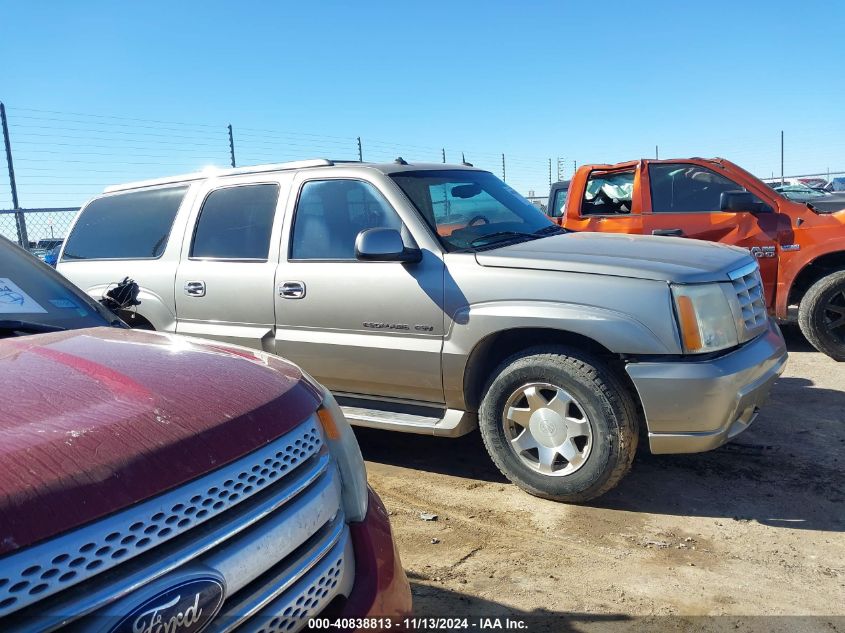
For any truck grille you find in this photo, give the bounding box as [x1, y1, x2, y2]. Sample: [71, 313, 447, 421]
[0, 416, 354, 632]
[729, 262, 768, 340]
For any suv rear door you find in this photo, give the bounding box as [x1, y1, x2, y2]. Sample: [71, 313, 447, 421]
[274, 173, 445, 403]
[174, 175, 292, 349]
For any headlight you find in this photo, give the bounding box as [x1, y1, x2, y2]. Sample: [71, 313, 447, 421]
[316, 387, 369, 522]
[671, 283, 739, 353]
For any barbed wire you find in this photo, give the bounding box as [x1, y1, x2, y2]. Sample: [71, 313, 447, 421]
[1, 105, 843, 221]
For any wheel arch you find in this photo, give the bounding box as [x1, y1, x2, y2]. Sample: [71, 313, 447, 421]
[83, 284, 175, 332]
[787, 250, 845, 310]
[462, 327, 626, 413]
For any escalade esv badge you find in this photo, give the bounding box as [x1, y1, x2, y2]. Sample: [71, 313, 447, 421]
[109, 577, 225, 633]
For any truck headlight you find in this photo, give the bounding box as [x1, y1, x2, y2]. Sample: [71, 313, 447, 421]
[316, 388, 369, 522]
[671, 283, 739, 354]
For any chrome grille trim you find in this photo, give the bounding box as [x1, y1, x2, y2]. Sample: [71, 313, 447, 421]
[230, 532, 354, 633]
[10, 452, 333, 633]
[729, 263, 768, 339]
[0, 419, 323, 619]
[206, 515, 349, 633]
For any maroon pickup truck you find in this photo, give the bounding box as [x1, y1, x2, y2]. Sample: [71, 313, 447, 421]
[0, 237, 411, 631]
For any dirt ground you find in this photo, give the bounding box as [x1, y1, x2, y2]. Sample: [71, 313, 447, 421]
[357, 326, 844, 630]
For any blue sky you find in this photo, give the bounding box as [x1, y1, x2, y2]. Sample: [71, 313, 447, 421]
[1, 0, 844, 216]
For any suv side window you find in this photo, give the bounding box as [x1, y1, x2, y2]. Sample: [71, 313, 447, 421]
[581, 170, 634, 216]
[649, 163, 763, 213]
[191, 184, 280, 260]
[62, 186, 187, 260]
[290, 180, 402, 260]
[549, 185, 569, 218]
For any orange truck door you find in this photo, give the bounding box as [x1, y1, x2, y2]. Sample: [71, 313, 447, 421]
[641, 161, 780, 307]
[564, 165, 643, 233]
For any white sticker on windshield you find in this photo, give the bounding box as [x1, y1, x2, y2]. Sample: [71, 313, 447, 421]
[0, 278, 48, 314]
[49, 298, 78, 309]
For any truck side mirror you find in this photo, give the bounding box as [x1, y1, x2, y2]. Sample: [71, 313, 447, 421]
[355, 228, 422, 263]
[720, 191, 772, 214]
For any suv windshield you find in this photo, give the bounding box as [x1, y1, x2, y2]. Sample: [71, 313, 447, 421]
[390, 170, 557, 251]
[0, 238, 115, 336]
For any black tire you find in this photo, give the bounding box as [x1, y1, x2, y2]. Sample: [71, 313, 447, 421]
[798, 271, 845, 361]
[478, 346, 639, 503]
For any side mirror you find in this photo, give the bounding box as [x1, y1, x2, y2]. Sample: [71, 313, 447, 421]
[719, 190, 772, 213]
[355, 228, 421, 263]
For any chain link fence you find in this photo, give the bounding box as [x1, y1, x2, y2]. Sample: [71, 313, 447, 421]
[0, 207, 78, 257]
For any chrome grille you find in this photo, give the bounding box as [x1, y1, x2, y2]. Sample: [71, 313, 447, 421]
[213, 521, 354, 633]
[0, 417, 349, 631]
[729, 262, 767, 339]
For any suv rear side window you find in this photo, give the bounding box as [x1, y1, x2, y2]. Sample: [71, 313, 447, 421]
[581, 170, 634, 216]
[62, 186, 187, 260]
[191, 184, 280, 260]
[549, 184, 569, 218]
[290, 180, 401, 260]
[649, 163, 761, 212]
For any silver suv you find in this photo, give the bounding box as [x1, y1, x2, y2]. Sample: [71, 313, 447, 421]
[58, 159, 788, 502]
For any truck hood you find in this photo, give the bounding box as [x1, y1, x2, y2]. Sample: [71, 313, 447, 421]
[0, 328, 322, 555]
[475, 232, 753, 283]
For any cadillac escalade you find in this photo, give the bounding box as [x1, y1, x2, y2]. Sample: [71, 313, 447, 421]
[58, 159, 788, 502]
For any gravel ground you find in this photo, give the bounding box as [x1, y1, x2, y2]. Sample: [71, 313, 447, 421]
[358, 326, 844, 630]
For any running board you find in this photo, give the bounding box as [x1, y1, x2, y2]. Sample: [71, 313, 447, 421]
[336, 397, 476, 438]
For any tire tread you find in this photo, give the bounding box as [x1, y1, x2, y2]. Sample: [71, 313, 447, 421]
[798, 270, 845, 361]
[478, 346, 639, 502]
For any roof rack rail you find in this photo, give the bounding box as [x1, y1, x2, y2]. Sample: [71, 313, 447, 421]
[104, 159, 334, 193]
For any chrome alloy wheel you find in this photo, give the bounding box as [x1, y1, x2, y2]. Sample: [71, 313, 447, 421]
[503, 383, 593, 476]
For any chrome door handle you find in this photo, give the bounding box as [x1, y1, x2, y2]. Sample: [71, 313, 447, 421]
[279, 281, 305, 299]
[652, 228, 684, 237]
[184, 281, 206, 297]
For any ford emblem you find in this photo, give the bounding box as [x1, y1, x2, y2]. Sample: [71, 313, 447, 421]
[109, 576, 225, 633]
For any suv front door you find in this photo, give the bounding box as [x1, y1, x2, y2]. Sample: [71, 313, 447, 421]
[275, 175, 445, 403]
[642, 162, 780, 305]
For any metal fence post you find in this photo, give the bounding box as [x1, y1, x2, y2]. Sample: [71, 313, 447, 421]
[228, 124, 236, 168]
[1, 102, 28, 248]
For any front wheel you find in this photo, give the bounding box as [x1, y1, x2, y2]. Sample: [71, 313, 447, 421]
[478, 347, 639, 503]
[798, 271, 845, 361]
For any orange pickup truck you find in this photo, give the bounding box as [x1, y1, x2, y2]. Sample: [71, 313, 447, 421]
[547, 158, 845, 360]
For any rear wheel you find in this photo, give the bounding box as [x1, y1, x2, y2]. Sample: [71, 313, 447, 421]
[798, 271, 845, 361]
[478, 346, 639, 502]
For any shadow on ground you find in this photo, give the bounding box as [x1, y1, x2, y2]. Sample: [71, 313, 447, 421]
[409, 579, 629, 632]
[407, 582, 837, 632]
[781, 323, 816, 352]
[357, 372, 845, 532]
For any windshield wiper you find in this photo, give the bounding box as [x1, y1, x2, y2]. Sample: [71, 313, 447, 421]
[0, 320, 66, 335]
[468, 231, 538, 248]
[534, 225, 566, 235]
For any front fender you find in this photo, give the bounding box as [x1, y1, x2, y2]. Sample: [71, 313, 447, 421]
[777, 236, 845, 317]
[441, 299, 679, 408]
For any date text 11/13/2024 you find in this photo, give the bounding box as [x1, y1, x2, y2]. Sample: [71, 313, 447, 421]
[308, 617, 529, 630]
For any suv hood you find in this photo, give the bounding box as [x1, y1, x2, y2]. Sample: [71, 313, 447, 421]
[0, 328, 321, 554]
[475, 232, 753, 283]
